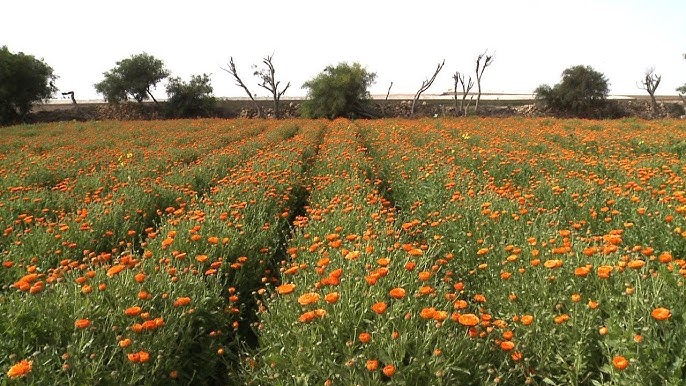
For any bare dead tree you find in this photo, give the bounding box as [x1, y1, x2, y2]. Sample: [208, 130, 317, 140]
[61, 91, 76, 104]
[638, 68, 661, 115]
[253, 54, 290, 119]
[221, 57, 262, 118]
[411, 60, 445, 117]
[453, 71, 474, 116]
[381, 81, 393, 116]
[474, 51, 494, 114]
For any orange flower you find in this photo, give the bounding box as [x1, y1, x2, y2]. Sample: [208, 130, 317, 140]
[74, 318, 91, 329]
[371, 301, 387, 315]
[324, 292, 339, 304]
[612, 355, 629, 370]
[6, 359, 32, 378]
[207, 236, 219, 244]
[297, 292, 320, 306]
[420, 307, 436, 319]
[106, 264, 125, 277]
[276, 283, 296, 295]
[366, 359, 379, 371]
[597, 265, 613, 279]
[651, 307, 671, 321]
[574, 266, 590, 277]
[298, 311, 316, 323]
[359, 332, 372, 344]
[173, 297, 191, 307]
[520, 315, 534, 326]
[382, 364, 396, 377]
[458, 313, 480, 327]
[389, 287, 406, 299]
[500, 341, 515, 351]
[124, 306, 142, 317]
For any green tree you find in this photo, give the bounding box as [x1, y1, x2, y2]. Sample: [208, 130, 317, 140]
[301, 62, 376, 119]
[94, 53, 168, 104]
[535, 65, 609, 117]
[165, 74, 217, 118]
[0, 46, 57, 124]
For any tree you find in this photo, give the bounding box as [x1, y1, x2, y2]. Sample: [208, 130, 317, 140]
[453, 71, 474, 116]
[301, 62, 376, 119]
[221, 57, 262, 118]
[0, 46, 57, 124]
[165, 74, 217, 118]
[253, 54, 290, 118]
[94, 53, 168, 104]
[411, 60, 445, 117]
[638, 68, 661, 115]
[534, 65, 610, 117]
[474, 51, 494, 114]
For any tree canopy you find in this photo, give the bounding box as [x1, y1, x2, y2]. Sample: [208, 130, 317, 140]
[535, 65, 609, 117]
[165, 74, 216, 118]
[301, 62, 376, 119]
[94, 53, 168, 103]
[0, 46, 57, 124]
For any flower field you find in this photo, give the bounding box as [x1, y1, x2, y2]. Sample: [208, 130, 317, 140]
[1, 117, 686, 385]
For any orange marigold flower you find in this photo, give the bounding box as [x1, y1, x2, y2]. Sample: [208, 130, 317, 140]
[173, 297, 191, 307]
[276, 283, 296, 295]
[458, 313, 480, 327]
[389, 287, 406, 299]
[6, 359, 32, 378]
[298, 311, 316, 323]
[382, 364, 396, 377]
[359, 332, 372, 344]
[500, 341, 515, 351]
[297, 292, 320, 306]
[106, 264, 125, 277]
[574, 266, 590, 277]
[74, 318, 91, 329]
[324, 292, 339, 304]
[597, 265, 613, 279]
[420, 307, 436, 320]
[366, 359, 379, 371]
[651, 307, 671, 321]
[124, 306, 142, 317]
[371, 301, 387, 315]
[207, 236, 219, 245]
[612, 355, 629, 371]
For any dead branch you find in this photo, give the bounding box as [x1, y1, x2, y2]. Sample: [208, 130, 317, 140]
[453, 71, 474, 117]
[411, 60, 445, 117]
[254, 54, 290, 118]
[475, 50, 494, 114]
[638, 67, 661, 116]
[221, 56, 262, 118]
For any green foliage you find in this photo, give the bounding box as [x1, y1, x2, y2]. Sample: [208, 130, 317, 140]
[0, 46, 57, 124]
[301, 62, 376, 119]
[678, 53, 686, 94]
[535, 65, 610, 117]
[165, 74, 217, 118]
[94, 53, 169, 103]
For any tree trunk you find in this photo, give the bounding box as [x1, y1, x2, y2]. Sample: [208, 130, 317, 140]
[648, 92, 659, 116]
[147, 89, 159, 105]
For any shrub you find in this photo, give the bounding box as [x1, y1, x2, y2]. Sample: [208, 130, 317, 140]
[0, 46, 57, 124]
[535, 65, 609, 117]
[165, 74, 217, 118]
[301, 62, 376, 119]
[94, 53, 168, 103]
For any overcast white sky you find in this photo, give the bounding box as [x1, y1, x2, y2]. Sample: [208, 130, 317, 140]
[2, 0, 685, 100]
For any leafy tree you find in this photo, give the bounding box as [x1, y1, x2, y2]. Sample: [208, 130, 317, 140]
[94, 53, 168, 104]
[0, 46, 57, 124]
[535, 65, 609, 117]
[301, 62, 376, 119]
[165, 74, 217, 118]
